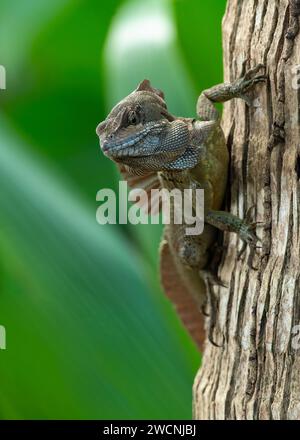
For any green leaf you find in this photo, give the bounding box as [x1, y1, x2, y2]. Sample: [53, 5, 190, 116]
[0, 118, 199, 419]
[0, 0, 124, 199]
[172, 0, 227, 93]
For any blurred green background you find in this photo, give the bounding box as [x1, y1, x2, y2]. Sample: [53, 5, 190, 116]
[0, 0, 226, 419]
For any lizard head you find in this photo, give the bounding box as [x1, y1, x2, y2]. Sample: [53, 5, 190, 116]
[96, 80, 201, 172]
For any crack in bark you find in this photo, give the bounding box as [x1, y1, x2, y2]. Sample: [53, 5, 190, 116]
[257, 0, 269, 42]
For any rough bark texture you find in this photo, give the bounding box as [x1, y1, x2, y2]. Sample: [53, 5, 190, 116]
[193, 0, 300, 420]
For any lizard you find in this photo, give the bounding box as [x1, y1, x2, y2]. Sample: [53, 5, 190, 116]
[96, 65, 266, 350]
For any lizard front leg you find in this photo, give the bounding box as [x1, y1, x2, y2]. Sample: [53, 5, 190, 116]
[195, 65, 267, 252]
[205, 209, 260, 252]
[197, 64, 267, 121]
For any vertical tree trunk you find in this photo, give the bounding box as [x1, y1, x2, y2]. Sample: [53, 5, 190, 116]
[193, 0, 300, 420]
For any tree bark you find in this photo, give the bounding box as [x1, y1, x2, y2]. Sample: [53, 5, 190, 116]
[193, 0, 300, 420]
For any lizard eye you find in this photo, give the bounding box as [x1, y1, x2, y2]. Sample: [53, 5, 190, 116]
[128, 110, 139, 125]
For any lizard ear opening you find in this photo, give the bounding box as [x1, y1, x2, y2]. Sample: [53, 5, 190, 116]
[135, 79, 165, 100]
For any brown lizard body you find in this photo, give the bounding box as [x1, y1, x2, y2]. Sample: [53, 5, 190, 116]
[96, 67, 266, 349]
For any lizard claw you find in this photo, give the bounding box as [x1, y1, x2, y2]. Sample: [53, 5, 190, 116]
[232, 65, 267, 105]
[237, 205, 262, 262]
[200, 269, 228, 289]
[237, 207, 263, 267]
[238, 240, 248, 261]
[243, 64, 266, 80]
[201, 303, 210, 317]
[201, 275, 225, 348]
[239, 244, 262, 269]
[208, 332, 225, 348]
[238, 222, 261, 248]
[242, 205, 263, 245]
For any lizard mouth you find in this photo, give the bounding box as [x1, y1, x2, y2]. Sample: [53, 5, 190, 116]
[101, 133, 164, 160]
[103, 146, 163, 160]
[100, 121, 167, 158]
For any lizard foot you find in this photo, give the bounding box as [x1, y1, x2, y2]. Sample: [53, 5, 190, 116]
[237, 221, 260, 249]
[237, 206, 264, 269]
[231, 64, 267, 106]
[206, 209, 263, 262]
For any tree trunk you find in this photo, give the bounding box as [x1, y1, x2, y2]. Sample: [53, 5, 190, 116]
[193, 0, 300, 420]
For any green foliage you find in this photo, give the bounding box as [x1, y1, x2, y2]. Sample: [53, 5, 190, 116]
[0, 120, 199, 418]
[172, 0, 226, 93]
[0, 0, 225, 419]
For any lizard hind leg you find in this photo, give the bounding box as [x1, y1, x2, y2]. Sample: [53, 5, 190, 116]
[199, 271, 225, 348]
[177, 237, 209, 269]
[177, 234, 227, 347]
[199, 241, 228, 347]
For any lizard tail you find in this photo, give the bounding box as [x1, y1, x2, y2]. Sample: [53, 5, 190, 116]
[160, 240, 206, 351]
